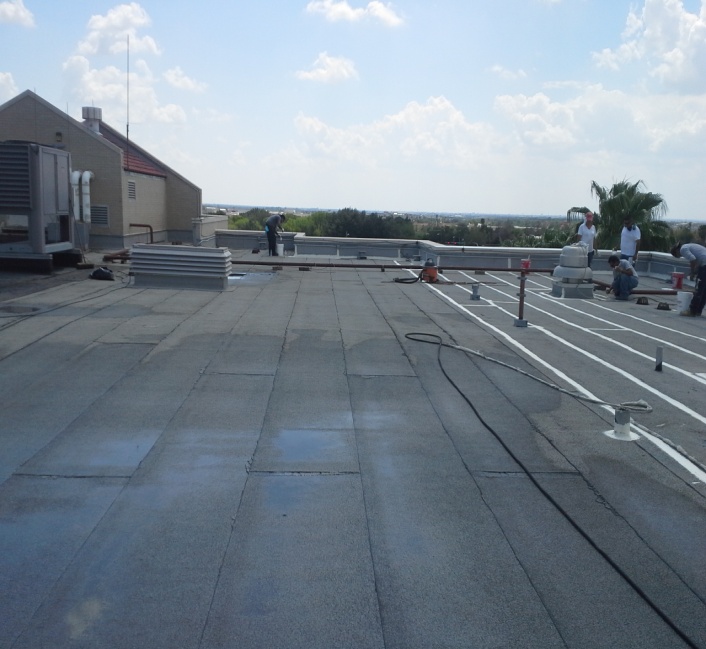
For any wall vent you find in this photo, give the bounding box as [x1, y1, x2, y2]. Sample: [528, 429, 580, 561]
[127, 181, 136, 199]
[90, 204, 109, 226]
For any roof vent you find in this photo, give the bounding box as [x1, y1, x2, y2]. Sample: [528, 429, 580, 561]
[82, 106, 102, 134]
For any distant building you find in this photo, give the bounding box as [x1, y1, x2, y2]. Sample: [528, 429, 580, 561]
[0, 90, 204, 250]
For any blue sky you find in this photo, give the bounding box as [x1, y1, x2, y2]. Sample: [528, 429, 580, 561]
[1, 0, 705, 219]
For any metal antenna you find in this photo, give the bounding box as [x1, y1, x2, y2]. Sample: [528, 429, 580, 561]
[127, 34, 130, 139]
[126, 34, 130, 170]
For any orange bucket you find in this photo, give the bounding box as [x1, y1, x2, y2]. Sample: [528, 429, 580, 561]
[520, 259, 531, 270]
[672, 272, 684, 289]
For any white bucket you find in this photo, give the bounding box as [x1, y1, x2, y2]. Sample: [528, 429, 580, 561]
[276, 242, 284, 257]
[677, 291, 691, 312]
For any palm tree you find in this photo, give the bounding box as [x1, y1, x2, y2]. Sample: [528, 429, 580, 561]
[590, 179, 671, 252]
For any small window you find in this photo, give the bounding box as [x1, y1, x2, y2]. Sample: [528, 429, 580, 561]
[128, 181, 136, 199]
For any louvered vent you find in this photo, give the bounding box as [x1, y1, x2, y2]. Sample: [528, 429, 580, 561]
[130, 244, 232, 290]
[90, 204, 109, 226]
[0, 142, 32, 210]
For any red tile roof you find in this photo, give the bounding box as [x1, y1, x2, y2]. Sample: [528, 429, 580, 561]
[97, 124, 167, 178]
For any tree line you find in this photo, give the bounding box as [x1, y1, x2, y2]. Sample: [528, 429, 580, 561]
[229, 207, 416, 240]
[227, 181, 706, 252]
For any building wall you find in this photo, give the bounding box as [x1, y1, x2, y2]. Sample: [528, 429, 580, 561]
[0, 94, 126, 241]
[122, 171, 168, 242]
[0, 94, 74, 151]
[71, 142, 125, 241]
[192, 215, 229, 246]
[0, 92, 204, 249]
[166, 173, 202, 234]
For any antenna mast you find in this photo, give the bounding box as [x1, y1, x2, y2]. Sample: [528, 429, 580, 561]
[126, 34, 130, 171]
[126, 34, 130, 141]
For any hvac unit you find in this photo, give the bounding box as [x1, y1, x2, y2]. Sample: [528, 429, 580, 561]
[0, 141, 76, 258]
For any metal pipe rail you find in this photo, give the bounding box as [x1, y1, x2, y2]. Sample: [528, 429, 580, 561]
[229, 259, 558, 273]
[592, 279, 678, 296]
[129, 223, 154, 244]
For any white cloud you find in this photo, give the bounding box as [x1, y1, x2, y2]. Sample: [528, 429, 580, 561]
[495, 92, 578, 147]
[164, 67, 207, 92]
[630, 92, 706, 153]
[306, 0, 403, 27]
[366, 1, 403, 27]
[61, 4, 187, 129]
[151, 103, 187, 124]
[77, 2, 160, 56]
[592, 42, 642, 71]
[191, 107, 233, 124]
[489, 65, 528, 81]
[215, 85, 706, 215]
[592, 0, 706, 91]
[0, 71, 18, 100]
[296, 52, 359, 82]
[62, 55, 185, 125]
[494, 83, 706, 157]
[0, 0, 34, 27]
[293, 96, 504, 168]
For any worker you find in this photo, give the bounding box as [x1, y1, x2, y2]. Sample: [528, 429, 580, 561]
[264, 213, 286, 256]
[574, 211, 597, 267]
[419, 259, 439, 283]
[615, 216, 641, 263]
[607, 253, 638, 300]
[671, 242, 706, 317]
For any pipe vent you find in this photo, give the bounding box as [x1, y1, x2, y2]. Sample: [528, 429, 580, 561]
[82, 107, 103, 134]
[550, 244, 594, 298]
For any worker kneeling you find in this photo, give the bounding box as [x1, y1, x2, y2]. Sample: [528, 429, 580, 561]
[419, 259, 439, 283]
[607, 253, 638, 300]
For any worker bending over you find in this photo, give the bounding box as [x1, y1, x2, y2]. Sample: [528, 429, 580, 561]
[419, 259, 439, 283]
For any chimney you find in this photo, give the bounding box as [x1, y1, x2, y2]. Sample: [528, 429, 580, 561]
[82, 106, 103, 134]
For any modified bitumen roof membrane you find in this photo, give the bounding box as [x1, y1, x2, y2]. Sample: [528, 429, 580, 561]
[1, 249, 705, 649]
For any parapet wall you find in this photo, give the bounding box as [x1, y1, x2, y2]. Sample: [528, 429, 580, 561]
[214, 229, 691, 278]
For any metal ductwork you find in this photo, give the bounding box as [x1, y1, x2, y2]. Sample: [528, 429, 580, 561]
[81, 170, 94, 223]
[71, 170, 82, 222]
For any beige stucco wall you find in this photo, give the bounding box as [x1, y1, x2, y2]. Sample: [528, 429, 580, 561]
[122, 171, 167, 239]
[1, 92, 204, 247]
[166, 173, 202, 233]
[75, 148, 124, 239]
[0, 95, 75, 150]
[0, 94, 126, 238]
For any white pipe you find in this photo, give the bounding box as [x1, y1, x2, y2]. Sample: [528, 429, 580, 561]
[71, 170, 82, 222]
[81, 170, 94, 223]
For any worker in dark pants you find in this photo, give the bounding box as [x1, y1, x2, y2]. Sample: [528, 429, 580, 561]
[607, 254, 638, 300]
[265, 213, 286, 256]
[671, 242, 706, 316]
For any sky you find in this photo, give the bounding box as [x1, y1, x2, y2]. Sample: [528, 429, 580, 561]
[1, 0, 705, 219]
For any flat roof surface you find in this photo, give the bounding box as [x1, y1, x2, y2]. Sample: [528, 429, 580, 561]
[1, 250, 705, 649]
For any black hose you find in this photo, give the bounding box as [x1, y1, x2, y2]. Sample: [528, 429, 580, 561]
[405, 331, 701, 649]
